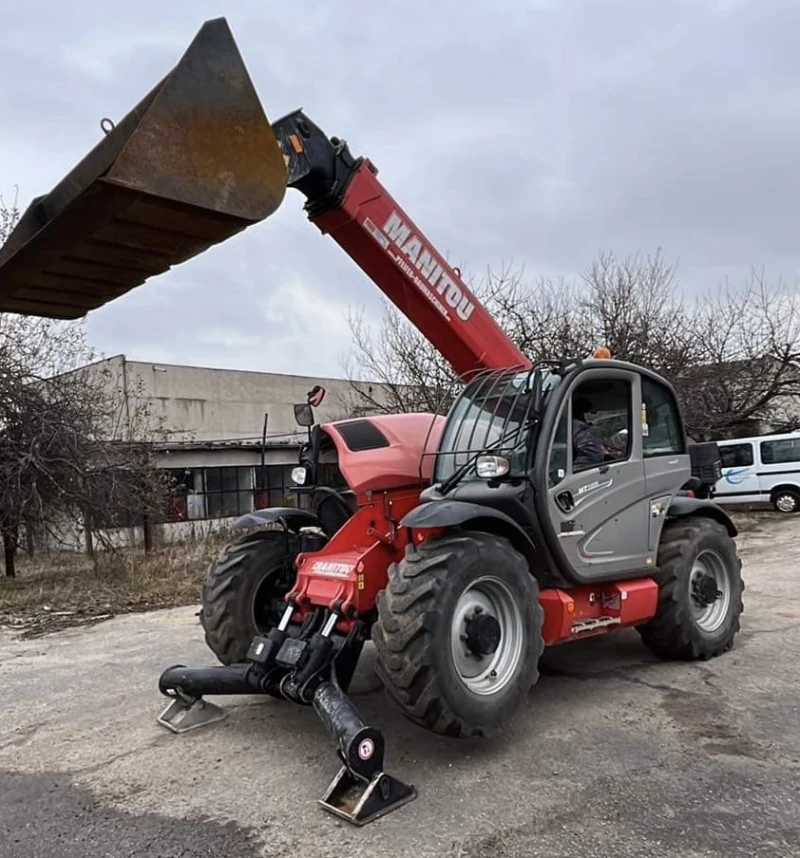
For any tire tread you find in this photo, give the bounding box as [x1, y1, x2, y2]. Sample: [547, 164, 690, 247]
[374, 530, 543, 737]
[638, 517, 744, 660]
[200, 530, 294, 665]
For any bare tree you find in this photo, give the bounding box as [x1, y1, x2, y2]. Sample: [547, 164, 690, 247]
[340, 305, 458, 415]
[0, 192, 168, 576]
[342, 248, 800, 439]
[680, 272, 800, 439]
[580, 250, 702, 376]
[483, 264, 593, 362]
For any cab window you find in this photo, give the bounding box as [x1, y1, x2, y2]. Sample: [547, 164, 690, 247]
[548, 378, 632, 486]
[571, 378, 632, 470]
[641, 377, 684, 457]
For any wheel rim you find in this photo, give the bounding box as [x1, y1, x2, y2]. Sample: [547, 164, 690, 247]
[688, 549, 733, 634]
[251, 570, 287, 633]
[776, 493, 798, 513]
[450, 575, 525, 696]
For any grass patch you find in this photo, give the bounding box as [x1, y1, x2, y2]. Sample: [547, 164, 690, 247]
[0, 534, 231, 637]
[0, 510, 778, 639]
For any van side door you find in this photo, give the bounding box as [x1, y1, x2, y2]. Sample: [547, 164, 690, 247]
[716, 442, 760, 503]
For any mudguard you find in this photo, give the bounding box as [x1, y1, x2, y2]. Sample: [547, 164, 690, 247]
[400, 500, 538, 561]
[666, 495, 738, 537]
[231, 507, 322, 532]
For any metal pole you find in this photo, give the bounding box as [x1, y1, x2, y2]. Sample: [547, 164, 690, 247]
[260, 412, 268, 503]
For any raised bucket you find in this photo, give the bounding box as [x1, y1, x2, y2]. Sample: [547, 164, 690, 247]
[0, 17, 287, 318]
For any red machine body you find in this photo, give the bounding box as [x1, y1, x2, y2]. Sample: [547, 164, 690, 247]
[288, 413, 444, 625]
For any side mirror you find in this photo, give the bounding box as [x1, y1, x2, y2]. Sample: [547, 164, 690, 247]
[294, 403, 315, 427]
[307, 385, 326, 407]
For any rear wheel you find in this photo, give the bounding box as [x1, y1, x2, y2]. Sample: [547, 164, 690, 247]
[772, 487, 800, 514]
[638, 517, 744, 660]
[200, 530, 298, 665]
[373, 530, 544, 737]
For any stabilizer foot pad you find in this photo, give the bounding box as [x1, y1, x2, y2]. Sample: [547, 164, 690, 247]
[319, 765, 416, 826]
[156, 697, 228, 733]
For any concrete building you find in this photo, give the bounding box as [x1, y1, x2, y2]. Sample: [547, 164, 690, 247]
[55, 355, 397, 549]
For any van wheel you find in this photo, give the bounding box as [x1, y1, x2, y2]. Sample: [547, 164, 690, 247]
[772, 488, 800, 514]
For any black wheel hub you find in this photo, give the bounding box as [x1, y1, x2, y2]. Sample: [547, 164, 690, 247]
[464, 611, 502, 657]
[692, 573, 722, 607]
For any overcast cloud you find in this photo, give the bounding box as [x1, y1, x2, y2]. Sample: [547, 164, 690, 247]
[2, 0, 799, 378]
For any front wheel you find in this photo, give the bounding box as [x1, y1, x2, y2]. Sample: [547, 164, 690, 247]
[200, 530, 298, 665]
[638, 517, 744, 660]
[373, 530, 544, 737]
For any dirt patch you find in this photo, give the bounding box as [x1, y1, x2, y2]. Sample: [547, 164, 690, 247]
[728, 507, 778, 533]
[0, 536, 231, 638]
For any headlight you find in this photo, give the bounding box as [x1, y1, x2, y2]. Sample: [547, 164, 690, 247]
[475, 455, 510, 479]
[291, 466, 307, 485]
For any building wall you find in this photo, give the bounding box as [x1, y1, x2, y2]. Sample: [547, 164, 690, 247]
[93, 355, 392, 442]
[43, 513, 240, 553]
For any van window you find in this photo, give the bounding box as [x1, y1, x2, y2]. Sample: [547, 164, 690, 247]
[720, 443, 754, 468]
[641, 378, 684, 457]
[761, 438, 800, 465]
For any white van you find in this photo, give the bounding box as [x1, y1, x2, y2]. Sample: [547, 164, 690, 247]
[714, 432, 800, 513]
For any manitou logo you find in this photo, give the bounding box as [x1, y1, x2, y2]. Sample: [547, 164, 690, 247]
[310, 560, 354, 579]
[364, 212, 476, 323]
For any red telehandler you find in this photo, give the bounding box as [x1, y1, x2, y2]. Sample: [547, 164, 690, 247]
[0, 18, 743, 826]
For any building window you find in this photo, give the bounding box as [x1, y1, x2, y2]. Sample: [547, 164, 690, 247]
[163, 463, 309, 523]
[254, 464, 299, 509]
[204, 466, 256, 518]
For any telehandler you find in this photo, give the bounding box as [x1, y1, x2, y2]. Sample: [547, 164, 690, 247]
[0, 18, 743, 826]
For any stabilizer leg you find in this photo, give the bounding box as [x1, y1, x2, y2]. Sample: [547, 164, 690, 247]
[157, 693, 228, 733]
[155, 658, 279, 734]
[312, 679, 416, 825]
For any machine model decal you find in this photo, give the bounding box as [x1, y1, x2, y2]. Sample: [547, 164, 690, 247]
[363, 213, 476, 323]
[574, 478, 613, 503]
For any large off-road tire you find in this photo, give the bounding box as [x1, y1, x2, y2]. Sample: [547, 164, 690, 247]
[638, 517, 744, 660]
[200, 530, 298, 665]
[373, 530, 544, 737]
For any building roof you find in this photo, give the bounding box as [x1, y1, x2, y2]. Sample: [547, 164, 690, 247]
[153, 433, 307, 452]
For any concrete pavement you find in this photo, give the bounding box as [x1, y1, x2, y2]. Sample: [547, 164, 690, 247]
[1, 517, 798, 857]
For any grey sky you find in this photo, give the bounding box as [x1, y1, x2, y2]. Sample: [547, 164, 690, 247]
[2, 0, 798, 378]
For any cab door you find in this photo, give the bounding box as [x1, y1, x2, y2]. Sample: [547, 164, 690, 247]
[541, 367, 654, 582]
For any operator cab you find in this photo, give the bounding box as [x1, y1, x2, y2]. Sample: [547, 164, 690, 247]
[426, 354, 723, 589]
